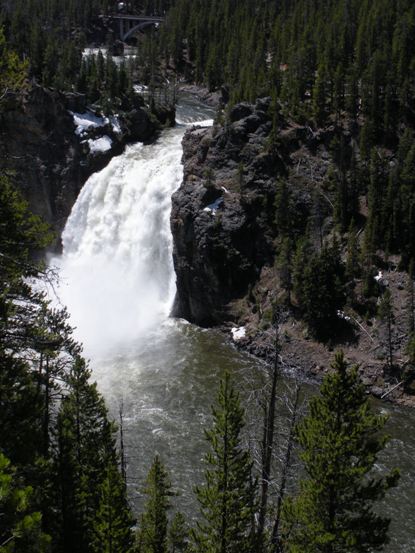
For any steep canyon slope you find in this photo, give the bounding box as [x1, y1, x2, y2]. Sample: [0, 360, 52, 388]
[171, 99, 414, 404]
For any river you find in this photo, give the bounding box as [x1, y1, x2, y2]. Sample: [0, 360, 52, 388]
[50, 96, 415, 551]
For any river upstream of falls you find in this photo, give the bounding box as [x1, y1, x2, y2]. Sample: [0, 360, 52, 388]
[48, 96, 415, 551]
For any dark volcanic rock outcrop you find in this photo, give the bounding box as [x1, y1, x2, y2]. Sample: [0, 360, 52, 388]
[0, 85, 170, 249]
[171, 97, 317, 326]
[171, 97, 349, 328]
[171, 99, 415, 405]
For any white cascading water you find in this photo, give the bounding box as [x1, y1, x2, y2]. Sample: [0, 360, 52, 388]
[54, 114, 212, 357]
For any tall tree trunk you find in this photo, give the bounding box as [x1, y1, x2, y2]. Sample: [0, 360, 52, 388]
[257, 321, 280, 545]
[119, 401, 127, 487]
[387, 314, 393, 368]
[43, 355, 50, 456]
[271, 384, 301, 552]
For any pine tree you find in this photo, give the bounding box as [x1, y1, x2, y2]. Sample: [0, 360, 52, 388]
[137, 455, 172, 553]
[292, 237, 312, 308]
[56, 357, 123, 553]
[91, 461, 135, 553]
[0, 175, 52, 466]
[283, 352, 399, 553]
[277, 237, 293, 304]
[168, 513, 189, 553]
[312, 61, 327, 126]
[0, 27, 28, 105]
[345, 220, 360, 281]
[0, 453, 51, 553]
[300, 246, 346, 340]
[193, 373, 256, 553]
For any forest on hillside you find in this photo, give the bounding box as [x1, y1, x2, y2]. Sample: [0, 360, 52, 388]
[153, 0, 415, 368]
[1, 0, 415, 551]
[157, 0, 415, 260]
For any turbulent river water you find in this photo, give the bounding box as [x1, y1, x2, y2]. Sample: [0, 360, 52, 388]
[50, 96, 414, 551]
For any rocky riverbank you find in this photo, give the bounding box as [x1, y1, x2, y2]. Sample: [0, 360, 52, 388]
[0, 84, 174, 250]
[171, 98, 415, 406]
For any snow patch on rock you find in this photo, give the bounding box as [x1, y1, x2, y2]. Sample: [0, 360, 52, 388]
[70, 110, 109, 136]
[203, 197, 223, 215]
[87, 135, 113, 154]
[231, 326, 246, 341]
[374, 271, 383, 283]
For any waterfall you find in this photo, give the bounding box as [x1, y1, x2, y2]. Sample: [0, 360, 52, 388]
[53, 115, 212, 357]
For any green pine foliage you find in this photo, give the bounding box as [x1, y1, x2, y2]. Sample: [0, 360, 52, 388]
[156, 0, 415, 268]
[137, 456, 172, 553]
[137, 457, 190, 553]
[1, 3, 414, 552]
[296, 245, 346, 340]
[158, 0, 415, 126]
[282, 352, 399, 553]
[0, 1, 153, 111]
[91, 462, 135, 553]
[0, 28, 28, 105]
[377, 289, 395, 368]
[56, 357, 128, 553]
[168, 513, 189, 553]
[193, 373, 256, 553]
[0, 453, 51, 553]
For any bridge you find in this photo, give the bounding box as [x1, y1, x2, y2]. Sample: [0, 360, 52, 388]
[102, 14, 164, 41]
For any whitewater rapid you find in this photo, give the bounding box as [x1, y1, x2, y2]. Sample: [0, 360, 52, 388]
[53, 112, 212, 357]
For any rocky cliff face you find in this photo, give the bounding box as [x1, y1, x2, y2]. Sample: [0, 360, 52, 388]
[171, 99, 413, 404]
[0, 85, 170, 250]
[171, 99, 275, 324]
[171, 97, 329, 325]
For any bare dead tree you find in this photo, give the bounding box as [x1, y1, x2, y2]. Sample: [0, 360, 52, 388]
[257, 316, 281, 544]
[271, 382, 301, 552]
[238, 316, 305, 553]
[409, 260, 415, 335]
[119, 400, 127, 487]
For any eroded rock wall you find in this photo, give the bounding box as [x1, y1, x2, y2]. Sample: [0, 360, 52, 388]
[171, 98, 294, 325]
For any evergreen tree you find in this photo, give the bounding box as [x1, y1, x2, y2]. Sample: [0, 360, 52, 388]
[0, 453, 50, 553]
[0, 28, 28, 105]
[193, 373, 256, 553]
[137, 455, 172, 553]
[312, 61, 328, 126]
[0, 174, 51, 466]
[299, 246, 346, 340]
[91, 462, 135, 553]
[292, 237, 311, 308]
[168, 513, 189, 553]
[56, 357, 126, 553]
[283, 352, 399, 553]
[345, 221, 360, 281]
[277, 237, 293, 305]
